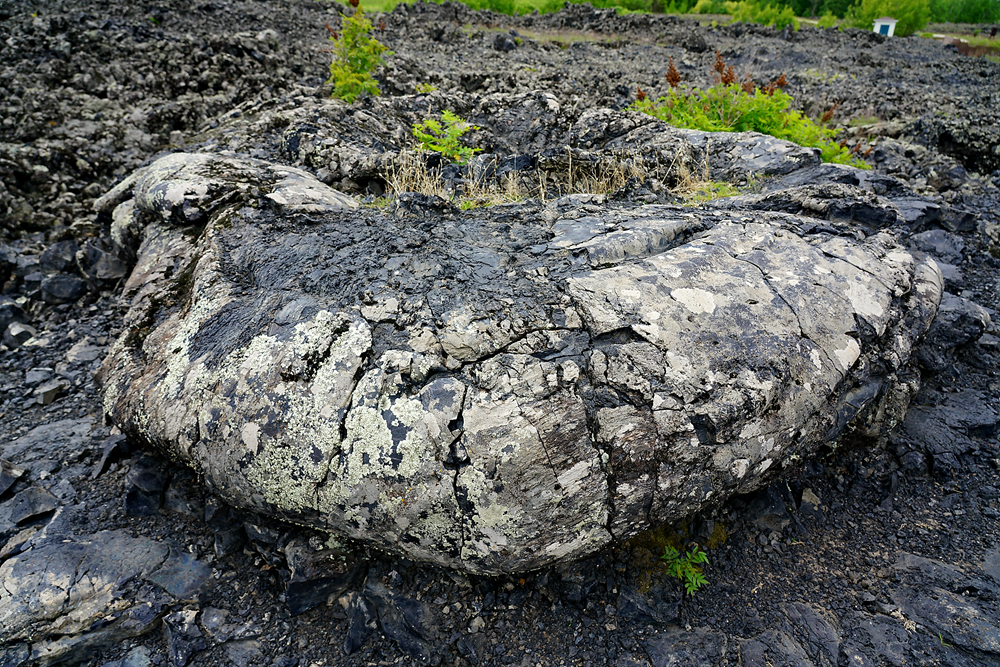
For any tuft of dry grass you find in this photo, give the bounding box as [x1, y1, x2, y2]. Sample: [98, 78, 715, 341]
[382, 151, 529, 208]
[383, 152, 444, 197]
[536, 148, 652, 198]
[379, 144, 741, 209]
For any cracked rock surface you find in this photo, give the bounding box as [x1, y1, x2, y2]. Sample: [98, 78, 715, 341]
[98, 139, 940, 573]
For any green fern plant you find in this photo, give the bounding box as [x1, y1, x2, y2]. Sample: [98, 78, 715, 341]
[412, 111, 481, 164]
[327, 4, 392, 103]
[661, 545, 709, 595]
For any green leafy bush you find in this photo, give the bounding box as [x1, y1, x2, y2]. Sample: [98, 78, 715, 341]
[413, 111, 481, 164]
[661, 545, 709, 595]
[843, 0, 929, 36]
[726, 0, 800, 28]
[929, 0, 1000, 23]
[817, 10, 838, 25]
[630, 60, 866, 168]
[693, 0, 724, 12]
[663, 0, 698, 12]
[327, 5, 393, 103]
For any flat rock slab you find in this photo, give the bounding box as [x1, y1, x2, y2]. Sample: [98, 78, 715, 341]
[894, 389, 999, 474]
[0, 516, 213, 666]
[888, 551, 1000, 663]
[97, 152, 941, 574]
[1, 418, 95, 477]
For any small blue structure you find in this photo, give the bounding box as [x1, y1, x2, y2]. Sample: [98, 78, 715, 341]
[873, 17, 898, 36]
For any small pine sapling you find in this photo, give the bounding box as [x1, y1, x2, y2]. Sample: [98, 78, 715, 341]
[327, 0, 393, 103]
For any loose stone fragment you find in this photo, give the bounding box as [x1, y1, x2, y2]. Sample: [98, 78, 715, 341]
[0, 459, 25, 497]
[9, 486, 60, 525]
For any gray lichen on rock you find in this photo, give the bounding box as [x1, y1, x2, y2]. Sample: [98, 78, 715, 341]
[97, 119, 942, 573]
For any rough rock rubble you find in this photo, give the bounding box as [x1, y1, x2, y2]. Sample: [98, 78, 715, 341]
[2, 0, 1000, 665]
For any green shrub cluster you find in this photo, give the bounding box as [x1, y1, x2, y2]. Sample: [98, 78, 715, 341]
[630, 65, 867, 168]
[364, 0, 996, 24]
[662, 0, 698, 12]
[727, 0, 800, 27]
[929, 0, 1000, 23]
[327, 5, 393, 103]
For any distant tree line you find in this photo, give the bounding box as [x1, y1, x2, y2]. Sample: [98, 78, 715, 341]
[640, 0, 999, 24]
[458, 0, 998, 32]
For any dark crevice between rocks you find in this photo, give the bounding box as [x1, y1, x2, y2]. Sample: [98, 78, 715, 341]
[576, 320, 624, 543]
[450, 468, 469, 563]
[449, 325, 574, 371]
[447, 405, 471, 564]
[312, 352, 372, 507]
[591, 326, 648, 347]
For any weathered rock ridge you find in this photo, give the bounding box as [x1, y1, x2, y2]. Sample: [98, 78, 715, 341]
[95, 101, 944, 574]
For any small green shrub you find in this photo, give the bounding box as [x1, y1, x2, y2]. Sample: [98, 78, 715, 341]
[415, 82, 437, 94]
[817, 11, 837, 26]
[726, 0, 800, 28]
[413, 111, 481, 164]
[629, 56, 867, 168]
[327, 4, 393, 103]
[661, 545, 709, 595]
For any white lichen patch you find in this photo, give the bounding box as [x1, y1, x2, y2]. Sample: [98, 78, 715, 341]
[833, 338, 861, 371]
[556, 460, 596, 497]
[241, 422, 260, 452]
[844, 281, 885, 321]
[238, 314, 372, 513]
[670, 288, 717, 315]
[620, 288, 642, 302]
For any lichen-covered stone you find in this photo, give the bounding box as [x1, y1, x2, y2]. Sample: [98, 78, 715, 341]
[97, 151, 941, 574]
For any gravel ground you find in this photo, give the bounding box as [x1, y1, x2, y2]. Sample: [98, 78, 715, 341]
[2, 1, 1000, 666]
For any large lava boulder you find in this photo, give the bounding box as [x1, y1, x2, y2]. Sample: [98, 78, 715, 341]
[97, 151, 941, 574]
